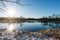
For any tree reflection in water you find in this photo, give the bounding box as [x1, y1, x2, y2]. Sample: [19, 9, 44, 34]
[41, 22, 60, 29]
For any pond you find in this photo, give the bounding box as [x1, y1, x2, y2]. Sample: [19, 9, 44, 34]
[0, 22, 60, 40]
[0, 22, 60, 32]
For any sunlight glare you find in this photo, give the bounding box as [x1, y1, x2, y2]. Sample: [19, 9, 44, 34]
[7, 24, 15, 32]
[6, 7, 16, 17]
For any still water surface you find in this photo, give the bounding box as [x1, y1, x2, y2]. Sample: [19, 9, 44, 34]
[0, 22, 59, 32]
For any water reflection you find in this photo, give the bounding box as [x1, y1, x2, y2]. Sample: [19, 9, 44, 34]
[0, 22, 60, 40]
[0, 22, 60, 32]
[6, 24, 15, 32]
[41, 22, 60, 28]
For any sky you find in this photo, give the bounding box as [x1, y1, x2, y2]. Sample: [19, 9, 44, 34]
[0, 0, 60, 18]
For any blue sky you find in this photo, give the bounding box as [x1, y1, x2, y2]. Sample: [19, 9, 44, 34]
[0, 0, 60, 18]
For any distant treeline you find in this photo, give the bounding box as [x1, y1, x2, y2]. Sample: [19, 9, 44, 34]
[26, 18, 60, 22]
[0, 17, 59, 23]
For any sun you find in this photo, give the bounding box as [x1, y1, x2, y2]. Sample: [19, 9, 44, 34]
[6, 7, 16, 17]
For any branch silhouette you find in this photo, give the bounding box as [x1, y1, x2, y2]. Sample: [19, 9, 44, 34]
[0, 0, 31, 14]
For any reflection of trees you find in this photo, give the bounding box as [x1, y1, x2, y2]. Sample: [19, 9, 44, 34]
[19, 23, 23, 27]
[17, 22, 24, 27]
[7, 22, 24, 27]
[41, 22, 60, 28]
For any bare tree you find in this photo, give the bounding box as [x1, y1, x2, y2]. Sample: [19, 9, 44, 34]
[0, 0, 31, 14]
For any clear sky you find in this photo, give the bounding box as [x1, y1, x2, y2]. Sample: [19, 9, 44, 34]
[0, 0, 60, 18]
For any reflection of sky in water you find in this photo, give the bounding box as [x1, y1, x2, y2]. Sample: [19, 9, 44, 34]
[0, 22, 60, 32]
[6, 24, 15, 32]
[17, 23, 52, 32]
[0, 23, 8, 29]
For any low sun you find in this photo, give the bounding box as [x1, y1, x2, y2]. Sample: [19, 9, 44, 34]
[6, 7, 16, 17]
